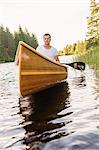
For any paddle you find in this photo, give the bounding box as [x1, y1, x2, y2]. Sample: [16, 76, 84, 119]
[62, 62, 85, 71]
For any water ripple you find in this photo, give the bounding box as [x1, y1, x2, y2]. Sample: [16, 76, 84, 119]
[0, 62, 99, 149]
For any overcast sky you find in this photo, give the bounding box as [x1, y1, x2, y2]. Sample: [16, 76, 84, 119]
[0, 0, 91, 50]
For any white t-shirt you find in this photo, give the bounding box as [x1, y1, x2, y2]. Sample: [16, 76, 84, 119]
[36, 45, 58, 60]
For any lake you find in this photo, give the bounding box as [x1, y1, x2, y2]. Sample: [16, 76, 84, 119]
[0, 56, 99, 150]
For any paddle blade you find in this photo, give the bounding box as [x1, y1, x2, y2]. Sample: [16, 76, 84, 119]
[64, 62, 85, 71]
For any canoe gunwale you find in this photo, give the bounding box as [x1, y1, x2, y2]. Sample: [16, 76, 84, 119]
[15, 41, 67, 70]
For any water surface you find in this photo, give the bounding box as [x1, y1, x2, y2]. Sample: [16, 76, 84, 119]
[0, 59, 99, 150]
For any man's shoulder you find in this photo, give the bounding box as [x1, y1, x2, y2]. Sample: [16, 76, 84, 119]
[36, 45, 43, 50]
[51, 46, 57, 51]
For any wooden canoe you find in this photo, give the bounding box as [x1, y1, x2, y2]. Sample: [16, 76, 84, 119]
[15, 41, 68, 97]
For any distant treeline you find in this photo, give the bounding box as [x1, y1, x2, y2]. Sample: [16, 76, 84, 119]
[59, 0, 99, 56]
[0, 25, 39, 62]
[58, 41, 86, 56]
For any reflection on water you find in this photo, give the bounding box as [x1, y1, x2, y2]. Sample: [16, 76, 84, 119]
[19, 81, 73, 149]
[1, 62, 99, 150]
[71, 76, 86, 87]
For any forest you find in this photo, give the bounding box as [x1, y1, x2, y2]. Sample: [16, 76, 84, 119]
[0, 26, 38, 62]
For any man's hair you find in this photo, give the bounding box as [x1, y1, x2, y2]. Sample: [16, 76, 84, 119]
[43, 33, 51, 38]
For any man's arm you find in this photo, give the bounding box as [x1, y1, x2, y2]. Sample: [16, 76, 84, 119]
[54, 55, 60, 63]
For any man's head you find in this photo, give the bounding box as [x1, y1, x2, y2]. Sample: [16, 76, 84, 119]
[43, 33, 51, 46]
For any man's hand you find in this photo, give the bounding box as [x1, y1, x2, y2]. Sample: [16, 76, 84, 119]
[54, 55, 60, 63]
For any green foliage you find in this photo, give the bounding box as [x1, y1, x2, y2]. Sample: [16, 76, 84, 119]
[74, 44, 99, 69]
[60, 0, 98, 56]
[14, 26, 38, 50]
[75, 41, 86, 54]
[0, 25, 39, 63]
[86, 0, 99, 48]
[73, 0, 99, 69]
[59, 41, 86, 55]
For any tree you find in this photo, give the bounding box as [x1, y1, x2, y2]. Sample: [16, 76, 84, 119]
[5, 27, 16, 57]
[74, 41, 86, 54]
[0, 25, 15, 61]
[14, 26, 39, 49]
[0, 25, 39, 62]
[86, 0, 99, 48]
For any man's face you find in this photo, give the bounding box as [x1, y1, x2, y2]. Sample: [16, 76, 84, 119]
[43, 35, 51, 45]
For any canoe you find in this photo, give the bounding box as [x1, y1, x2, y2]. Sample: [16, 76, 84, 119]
[15, 41, 68, 97]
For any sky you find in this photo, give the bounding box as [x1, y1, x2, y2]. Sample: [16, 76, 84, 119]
[0, 0, 91, 50]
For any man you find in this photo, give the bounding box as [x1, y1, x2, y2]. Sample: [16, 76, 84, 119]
[36, 33, 60, 62]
